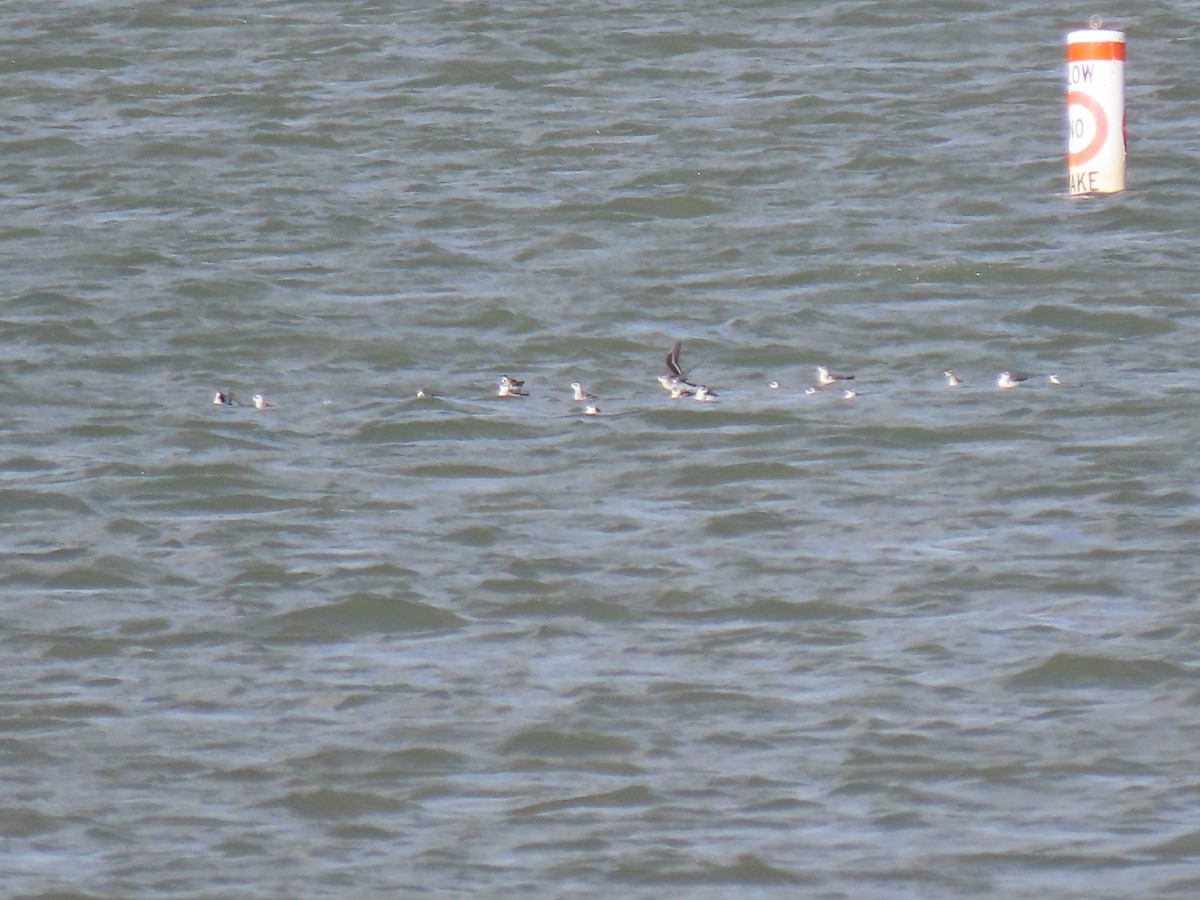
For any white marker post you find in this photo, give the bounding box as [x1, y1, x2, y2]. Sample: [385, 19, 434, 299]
[1066, 26, 1126, 195]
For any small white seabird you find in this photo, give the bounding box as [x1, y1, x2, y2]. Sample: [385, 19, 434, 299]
[213, 391, 247, 407]
[416, 389, 428, 399]
[570, 382, 597, 402]
[843, 388, 859, 400]
[669, 384, 695, 400]
[584, 402, 600, 416]
[804, 387, 817, 396]
[665, 341, 699, 387]
[769, 380, 782, 390]
[498, 376, 529, 398]
[1048, 374, 1061, 385]
[997, 372, 1028, 390]
[944, 370, 963, 387]
[693, 385, 717, 402]
[252, 394, 274, 410]
[816, 365, 855, 386]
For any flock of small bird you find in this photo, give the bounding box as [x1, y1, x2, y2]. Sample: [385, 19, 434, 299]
[495, 341, 1061, 414]
[212, 341, 1061, 415]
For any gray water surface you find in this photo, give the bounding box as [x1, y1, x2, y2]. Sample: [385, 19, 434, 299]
[5, 2, 1200, 897]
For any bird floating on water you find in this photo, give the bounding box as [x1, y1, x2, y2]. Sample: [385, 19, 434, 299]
[571, 382, 596, 402]
[997, 372, 1028, 390]
[816, 365, 855, 386]
[213, 391, 244, 407]
[498, 375, 528, 398]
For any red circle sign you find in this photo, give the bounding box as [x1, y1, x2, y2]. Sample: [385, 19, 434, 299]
[1067, 91, 1108, 168]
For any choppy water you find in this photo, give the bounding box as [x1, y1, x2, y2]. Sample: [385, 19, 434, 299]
[5, 2, 1200, 897]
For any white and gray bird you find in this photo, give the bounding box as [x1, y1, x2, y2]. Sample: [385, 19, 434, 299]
[498, 375, 529, 397]
[213, 391, 242, 407]
[816, 365, 855, 386]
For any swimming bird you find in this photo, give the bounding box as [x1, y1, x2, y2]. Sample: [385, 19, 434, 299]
[944, 370, 963, 387]
[665, 341, 699, 387]
[804, 387, 817, 396]
[843, 388, 859, 400]
[498, 376, 528, 398]
[584, 402, 600, 416]
[252, 394, 274, 410]
[693, 385, 717, 402]
[213, 391, 246, 407]
[816, 365, 855, 386]
[668, 384, 695, 400]
[570, 382, 597, 402]
[997, 372, 1027, 390]
[769, 380, 782, 390]
[1048, 374, 1061, 385]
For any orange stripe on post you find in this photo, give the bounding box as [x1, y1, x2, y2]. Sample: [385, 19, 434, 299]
[1067, 41, 1125, 62]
